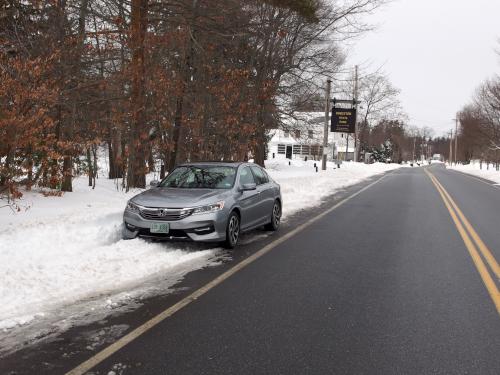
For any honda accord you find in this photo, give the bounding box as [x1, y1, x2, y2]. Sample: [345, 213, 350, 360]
[122, 162, 282, 248]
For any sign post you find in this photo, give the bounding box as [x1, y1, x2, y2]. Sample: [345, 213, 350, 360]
[353, 65, 359, 162]
[322, 79, 332, 171]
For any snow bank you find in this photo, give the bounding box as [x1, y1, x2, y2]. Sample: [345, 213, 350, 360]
[0, 159, 401, 344]
[449, 162, 500, 184]
[0, 223, 217, 330]
[0, 176, 221, 338]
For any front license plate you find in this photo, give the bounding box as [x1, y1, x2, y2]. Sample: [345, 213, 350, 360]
[150, 222, 169, 234]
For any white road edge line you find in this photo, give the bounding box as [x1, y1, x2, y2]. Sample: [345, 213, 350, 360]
[66, 170, 397, 375]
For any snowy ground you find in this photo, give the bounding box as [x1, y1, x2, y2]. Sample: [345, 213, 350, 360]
[0, 175, 226, 354]
[449, 161, 500, 184]
[0, 158, 401, 353]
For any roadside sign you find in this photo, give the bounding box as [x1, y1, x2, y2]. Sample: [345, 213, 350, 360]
[331, 108, 356, 133]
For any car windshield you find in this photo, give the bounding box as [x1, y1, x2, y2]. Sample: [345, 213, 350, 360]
[159, 166, 236, 189]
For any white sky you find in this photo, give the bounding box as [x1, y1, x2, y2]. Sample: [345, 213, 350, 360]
[348, 0, 500, 136]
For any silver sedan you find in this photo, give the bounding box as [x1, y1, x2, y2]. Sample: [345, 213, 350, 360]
[123, 162, 282, 248]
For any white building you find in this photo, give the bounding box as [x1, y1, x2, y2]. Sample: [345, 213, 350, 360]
[268, 112, 355, 161]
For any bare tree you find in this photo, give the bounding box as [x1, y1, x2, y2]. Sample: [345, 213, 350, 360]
[474, 77, 500, 150]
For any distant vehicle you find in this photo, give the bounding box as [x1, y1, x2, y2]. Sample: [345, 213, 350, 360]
[123, 162, 282, 248]
[430, 154, 444, 164]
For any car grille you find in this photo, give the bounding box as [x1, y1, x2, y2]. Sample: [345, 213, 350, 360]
[137, 228, 190, 240]
[139, 207, 192, 221]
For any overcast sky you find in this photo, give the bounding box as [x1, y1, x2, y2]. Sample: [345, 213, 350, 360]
[347, 0, 500, 136]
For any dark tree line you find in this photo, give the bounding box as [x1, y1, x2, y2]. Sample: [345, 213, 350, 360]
[454, 76, 500, 168]
[1, 0, 385, 201]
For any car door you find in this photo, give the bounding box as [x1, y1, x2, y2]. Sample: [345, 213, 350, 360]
[236, 166, 262, 230]
[250, 166, 275, 225]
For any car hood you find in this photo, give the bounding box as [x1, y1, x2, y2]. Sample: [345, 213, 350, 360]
[131, 187, 229, 208]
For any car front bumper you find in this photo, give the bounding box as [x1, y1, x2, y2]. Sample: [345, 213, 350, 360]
[122, 209, 227, 242]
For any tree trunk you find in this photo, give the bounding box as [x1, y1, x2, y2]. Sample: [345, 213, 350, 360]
[254, 132, 267, 167]
[126, 0, 149, 189]
[253, 100, 268, 167]
[61, 156, 73, 191]
[51, 106, 61, 190]
[61, 0, 88, 192]
[92, 145, 98, 188]
[108, 140, 115, 179]
[27, 151, 33, 191]
[167, 97, 183, 172]
[110, 128, 123, 179]
[160, 163, 166, 179]
[87, 147, 93, 186]
[166, 0, 199, 171]
[61, 92, 75, 192]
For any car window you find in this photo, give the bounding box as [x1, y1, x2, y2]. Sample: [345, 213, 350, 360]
[250, 166, 268, 185]
[239, 167, 256, 185]
[159, 166, 236, 189]
[261, 168, 273, 183]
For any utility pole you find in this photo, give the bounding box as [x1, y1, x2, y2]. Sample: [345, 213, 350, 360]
[449, 130, 453, 166]
[454, 117, 458, 165]
[353, 65, 359, 162]
[322, 79, 332, 171]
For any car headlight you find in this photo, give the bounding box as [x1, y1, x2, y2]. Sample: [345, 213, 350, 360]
[192, 201, 225, 215]
[126, 201, 140, 213]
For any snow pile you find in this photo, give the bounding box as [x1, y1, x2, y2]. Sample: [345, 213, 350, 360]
[266, 159, 401, 216]
[449, 162, 500, 184]
[0, 227, 217, 330]
[0, 176, 221, 336]
[0, 159, 400, 340]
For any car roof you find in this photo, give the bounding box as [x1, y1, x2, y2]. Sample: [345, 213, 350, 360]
[177, 161, 248, 168]
[176, 162, 266, 171]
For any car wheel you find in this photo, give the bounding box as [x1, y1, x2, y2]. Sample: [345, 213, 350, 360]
[224, 211, 240, 249]
[265, 200, 281, 231]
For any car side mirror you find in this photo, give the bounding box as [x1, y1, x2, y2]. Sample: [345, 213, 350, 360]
[150, 180, 160, 187]
[241, 183, 257, 191]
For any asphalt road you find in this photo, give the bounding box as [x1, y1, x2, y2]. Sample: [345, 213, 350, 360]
[3, 165, 500, 374]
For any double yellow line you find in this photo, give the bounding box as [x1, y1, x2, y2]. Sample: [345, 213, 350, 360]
[425, 169, 500, 315]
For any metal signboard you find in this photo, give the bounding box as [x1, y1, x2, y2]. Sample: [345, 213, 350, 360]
[331, 108, 356, 133]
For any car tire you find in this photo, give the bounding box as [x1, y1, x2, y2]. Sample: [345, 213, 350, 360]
[265, 200, 281, 231]
[223, 211, 240, 249]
